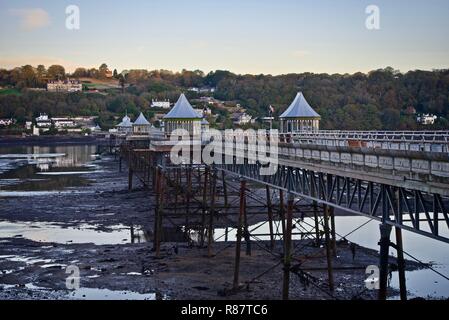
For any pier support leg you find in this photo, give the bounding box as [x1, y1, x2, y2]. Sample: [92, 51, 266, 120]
[185, 166, 192, 237]
[208, 170, 217, 257]
[313, 201, 320, 246]
[119, 157, 122, 172]
[282, 193, 294, 300]
[128, 168, 133, 191]
[378, 223, 392, 300]
[323, 205, 334, 291]
[200, 167, 209, 247]
[243, 193, 251, 256]
[395, 227, 407, 300]
[153, 168, 164, 257]
[330, 206, 337, 257]
[279, 190, 286, 236]
[266, 186, 275, 250]
[233, 179, 246, 290]
[222, 171, 228, 208]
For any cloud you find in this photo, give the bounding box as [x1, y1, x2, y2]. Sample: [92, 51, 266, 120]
[9, 8, 50, 30]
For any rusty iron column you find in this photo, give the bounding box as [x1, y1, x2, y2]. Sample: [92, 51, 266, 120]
[395, 227, 407, 300]
[222, 170, 229, 241]
[323, 204, 334, 291]
[378, 223, 392, 300]
[128, 167, 133, 191]
[282, 193, 294, 300]
[313, 201, 320, 246]
[208, 169, 217, 257]
[233, 178, 246, 290]
[153, 167, 162, 256]
[200, 166, 209, 247]
[243, 191, 251, 256]
[330, 206, 337, 257]
[222, 171, 228, 208]
[279, 190, 286, 236]
[185, 166, 192, 235]
[266, 186, 275, 250]
[156, 169, 166, 257]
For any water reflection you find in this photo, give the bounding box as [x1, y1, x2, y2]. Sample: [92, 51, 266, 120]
[0, 145, 99, 193]
[0, 221, 149, 245]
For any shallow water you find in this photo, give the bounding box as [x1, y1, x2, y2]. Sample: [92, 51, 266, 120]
[0, 221, 149, 245]
[0, 145, 99, 193]
[67, 287, 159, 300]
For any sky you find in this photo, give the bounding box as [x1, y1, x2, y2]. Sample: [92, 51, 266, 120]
[0, 0, 448, 75]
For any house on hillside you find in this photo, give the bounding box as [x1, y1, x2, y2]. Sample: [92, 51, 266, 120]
[231, 112, 253, 125]
[36, 114, 52, 128]
[417, 114, 437, 125]
[47, 79, 82, 92]
[151, 99, 171, 109]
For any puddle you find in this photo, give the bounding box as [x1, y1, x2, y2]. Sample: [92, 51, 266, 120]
[0, 221, 149, 245]
[37, 171, 105, 176]
[0, 191, 94, 197]
[0, 255, 53, 265]
[67, 287, 161, 300]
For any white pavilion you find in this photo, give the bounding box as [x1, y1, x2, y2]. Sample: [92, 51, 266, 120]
[279, 92, 321, 132]
[163, 94, 202, 136]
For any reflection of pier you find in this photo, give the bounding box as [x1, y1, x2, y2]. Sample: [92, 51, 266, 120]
[118, 130, 449, 300]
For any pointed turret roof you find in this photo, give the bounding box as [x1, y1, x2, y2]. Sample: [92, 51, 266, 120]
[163, 94, 202, 119]
[280, 92, 320, 119]
[134, 112, 150, 125]
[117, 114, 133, 127]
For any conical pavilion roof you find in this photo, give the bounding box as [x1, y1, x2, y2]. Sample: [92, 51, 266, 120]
[117, 114, 133, 127]
[163, 94, 202, 119]
[280, 92, 320, 119]
[134, 112, 150, 125]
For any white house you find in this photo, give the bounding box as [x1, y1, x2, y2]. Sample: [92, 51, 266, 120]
[47, 79, 82, 92]
[417, 114, 438, 125]
[151, 99, 171, 109]
[52, 117, 76, 128]
[231, 112, 253, 125]
[0, 118, 16, 126]
[36, 114, 52, 128]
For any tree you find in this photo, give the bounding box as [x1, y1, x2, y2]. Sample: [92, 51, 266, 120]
[99, 63, 108, 79]
[73, 67, 88, 78]
[36, 65, 46, 79]
[113, 69, 118, 78]
[47, 65, 66, 80]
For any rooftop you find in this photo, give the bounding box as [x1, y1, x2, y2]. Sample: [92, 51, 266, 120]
[163, 94, 202, 120]
[280, 92, 321, 119]
[134, 112, 150, 126]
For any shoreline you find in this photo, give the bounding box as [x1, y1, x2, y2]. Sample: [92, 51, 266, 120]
[0, 135, 107, 147]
